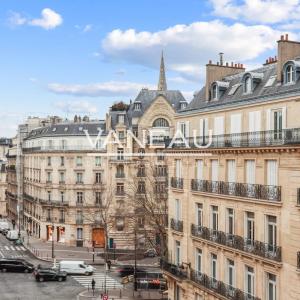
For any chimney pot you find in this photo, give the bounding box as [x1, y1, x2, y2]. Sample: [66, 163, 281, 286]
[241, 64, 244, 68]
[234, 63, 237, 68]
[209, 60, 212, 64]
[281, 35, 284, 40]
[266, 59, 269, 64]
[231, 62, 234, 67]
[285, 33, 289, 40]
[226, 62, 228, 66]
[217, 62, 219, 65]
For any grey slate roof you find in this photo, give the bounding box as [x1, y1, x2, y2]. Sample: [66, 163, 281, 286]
[26, 122, 106, 140]
[182, 63, 300, 114]
[109, 89, 187, 129]
[0, 138, 12, 146]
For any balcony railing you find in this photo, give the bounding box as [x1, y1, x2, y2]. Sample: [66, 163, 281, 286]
[171, 177, 183, 189]
[160, 260, 187, 279]
[191, 179, 281, 202]
[116, 190, 125, 196]
[191, 224, 281, 262]
[165, 128, 300, 149]
[297, 252, 300, 269]
[170, 218, 183, 232]
[190, 269, 260, 300]
[39, 199, 69, 207]
[76, 219, 83, 225]
[115, 173, 125, 178]
[58, 218, 65, 223]
[137, 170, 146, 177]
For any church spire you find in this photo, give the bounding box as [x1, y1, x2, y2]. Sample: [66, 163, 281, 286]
[157, 51, 167, 91]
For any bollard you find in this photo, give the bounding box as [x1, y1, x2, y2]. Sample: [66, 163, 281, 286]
[119, 289, 122, 298]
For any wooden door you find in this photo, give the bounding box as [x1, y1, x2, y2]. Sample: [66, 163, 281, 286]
[92, 228, 105, 248]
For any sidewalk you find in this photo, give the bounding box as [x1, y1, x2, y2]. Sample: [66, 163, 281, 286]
[24, 236, 160, 267]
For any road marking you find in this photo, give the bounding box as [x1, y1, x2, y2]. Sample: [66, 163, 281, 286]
[10, 246, 15, 251]
[15, 246, 20, 251]
[71, 272, 123, 289]
[20, 246, 26, 251]
[0, 251, 4, 258]
[5, 246, 9, 250]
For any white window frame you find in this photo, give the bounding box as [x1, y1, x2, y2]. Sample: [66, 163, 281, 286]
[196, 203, 203, 226]
[266, 273, 277, 300]
[245, 266, 255, 297]
[226, 208, 235, 236]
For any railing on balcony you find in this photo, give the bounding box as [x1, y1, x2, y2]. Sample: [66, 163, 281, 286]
[191, 224, 281, 262]
[137, 170, 146, 177]
[160, 260, 187, 279]
[170, 218, 183, 232]
[191, 179, 281, 202]
[297, 252, 300, 269]
[165, 128, 300, 149]
[171, 177, 183, 189]
[76, 219, 83, 225]
[115, 173, 125, 178]
[39, 199, 69, 207]
[116, 190, 125, 196]
[190, 269, 260, 300]
[59, 218, 65, 223]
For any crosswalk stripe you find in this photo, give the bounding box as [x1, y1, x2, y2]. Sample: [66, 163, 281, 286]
[20, 246, 26, 251]
[5, 246, 9, 250]
[10, 246, 15, 251]
[15, 246, 20, 251]
[71, 273, 122, 289]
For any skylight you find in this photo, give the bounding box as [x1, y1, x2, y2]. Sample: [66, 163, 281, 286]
[264, 75, 277, 87]
[228, 84, 241, 96]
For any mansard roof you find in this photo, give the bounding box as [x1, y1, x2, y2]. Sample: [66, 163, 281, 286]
[181, 62, 300, 114]
[25, 122, 106, 140]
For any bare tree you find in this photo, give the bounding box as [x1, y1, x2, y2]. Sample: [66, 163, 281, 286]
[126, 158, 168, 258]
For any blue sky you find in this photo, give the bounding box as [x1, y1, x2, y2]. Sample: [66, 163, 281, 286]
[0, 0, 299, 137]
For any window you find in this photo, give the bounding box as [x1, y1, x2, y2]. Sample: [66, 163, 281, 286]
[95, 156, 101, 166]
[47, 208, 51, 220]
[59, 209, 64, 221]
[272, 109, 283, 139]
[175, 159, 182, 178]
[118, 114, 125, 124]
[196, 160, 203, 180]
[196, 203, 203, 226]
[59, 172, 65, 183]
[211, 159, 218, 181]
[155, 182, 166, 194]
[245, 160, 255, 184]
[77, 192, 83, 204]
[244, 75, 252, 94]
[116, 183, 124, 195]
[245, 266, 255, 297]
[60, 191, 64, 202]
[76, 156, 82, 166]
[175, 199, 181, 221]
[227, 259, 235, 288]
[47, 191, 51, 201]
[266, 273, 276, 300]
[117, 148, 124, 160]
[199, 118, 208, 145]
[175, 284, 181, 300]
[227, 160, 236, 183]
[76, 173, 83, 184]
[212, 83, 218, 100]
[195, 248, 202, 274]
[95, 192, 102, 205]
[47, 172, 52, 183]
[116, 165, 124, 177]
[119, 131, 125, 140]
[211, 253, 217, 281]
[266, 160, 278, 186]
[211, 206, 218, 236]
[137, 165, 145, 177]
[179, 122, 188, 138]
[95, 172, 102, 184]
[137, 181, 146, 194]
[61, 139, 67, 150]
[134, 102, 141, 111]
[152, 118, 169, 127]
[180, 102, 187, 109]
[77, 228, 83, 240]
[137, 216, 145, 228]
[266, 215, 277, 253]
[245, 212, 255, 246]
[175, 241, 181, 265]
[285, 64, 295, 84]
[156, 151, 164, 161]
[47, 157, 51, 166]
[60, 156, 64, 166]
[226, 208, 235, 236]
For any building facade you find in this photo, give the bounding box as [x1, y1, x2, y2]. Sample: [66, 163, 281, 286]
[163, 35, 300, 300]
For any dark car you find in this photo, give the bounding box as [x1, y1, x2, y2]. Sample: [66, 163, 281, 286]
[34, 268, 67, 282]
[0, 258, 34, 273]
[117, 265, 146, 277]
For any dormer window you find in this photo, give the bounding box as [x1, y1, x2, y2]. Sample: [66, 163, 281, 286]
[180, 102, 187, 109]
[285, 64, 295, 84]
[210, 81, 229, 101]
[134, 102, 141, 111]
[118, 114, 125, 124]
[212, 83, 218, 100]
[244, 75, 252, 94]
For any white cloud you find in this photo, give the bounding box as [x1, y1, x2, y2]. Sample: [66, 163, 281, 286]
[8, 8, 62, 30]
[102, 21, 284, 82]
[54, 100, 98, 114]
[83, 24, 92, 32]
[48, 81, 155, 97]
[209, 0, 300, 24]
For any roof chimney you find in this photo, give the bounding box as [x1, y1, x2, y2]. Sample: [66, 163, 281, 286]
[219, 52, 224, 65]
[285, 34, 289, 41]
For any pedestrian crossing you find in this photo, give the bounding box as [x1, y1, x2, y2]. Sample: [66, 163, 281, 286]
[72, 272, 123, 290]
[0, 245, 27, 251]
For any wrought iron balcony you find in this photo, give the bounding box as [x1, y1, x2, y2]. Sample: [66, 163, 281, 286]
[116, 190, 125, 196]
[160, 259, 187, 279]
[191, 179, 281, 202]
[115, 172, 125, 178]
[76, 219, 83, 225]
[297, 252, 300, 269]
[190, 269, 260, 300]
[59, 218, 65, 223]
[171, 177, 183, 189]
[137, 170, 146, 177]
[170, 218, 183, 232]
[191, 224, 281, 262]
[165, 128, 300, 149]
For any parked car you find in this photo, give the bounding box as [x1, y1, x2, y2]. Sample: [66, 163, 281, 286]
[117, 265, 146, 277]
[6, 230, 19, 241]
[144, 248, 157, 258]
[0, 259, 34, 273]
[0, 221, 10, 234]
[58, 260, 94, 275]
[2, 228, 9, 236]
[34, 267, 67, 282]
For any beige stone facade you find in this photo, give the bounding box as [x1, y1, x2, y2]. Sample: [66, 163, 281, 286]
[0, 162, 7, 218]
[162, 36, 300, 300]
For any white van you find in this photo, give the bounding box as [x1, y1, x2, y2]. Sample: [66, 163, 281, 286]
[0, 222, 10, 233]
[6, 230, 19, 241]
[59, 260, 94, 275]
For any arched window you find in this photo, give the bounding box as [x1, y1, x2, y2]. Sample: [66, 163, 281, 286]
[212, 83, 218, 100]
[244, 76, 252, 94]
[285, 64, 295, 84]
[152, 118, 169, 127]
